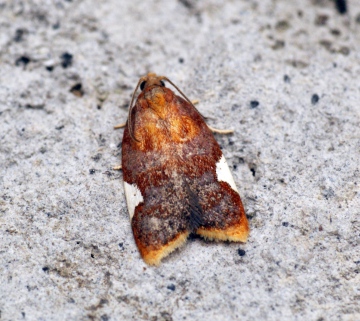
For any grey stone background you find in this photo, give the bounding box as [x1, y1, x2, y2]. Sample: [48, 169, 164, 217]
[0, 0, 359, 320]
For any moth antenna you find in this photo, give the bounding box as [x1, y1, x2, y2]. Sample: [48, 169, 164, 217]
[128, 77, 143, 142]
[161, 77, 206, 120]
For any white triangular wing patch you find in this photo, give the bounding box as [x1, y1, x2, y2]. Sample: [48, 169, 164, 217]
[124, 181, 144, 220]
[215, 155, 238, 192]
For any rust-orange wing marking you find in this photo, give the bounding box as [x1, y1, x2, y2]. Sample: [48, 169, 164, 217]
[121, 73, 249, 265]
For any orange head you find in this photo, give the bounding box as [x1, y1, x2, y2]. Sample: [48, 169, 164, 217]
[127, 73, 200, 142]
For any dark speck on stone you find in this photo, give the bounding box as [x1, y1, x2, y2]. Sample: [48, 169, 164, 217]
[250, 167, 256, 177]
[237, 249, 246, 257]
[335, 0, 347, 14]
[339, 46, 350, 56]
[250, 100, 259, 108]
[178, 57, 184, 63]
[311, 94, 320, 105]
[42, 266, 49, 273]
[92, 153, 102, 162]
[89, 169, 96, 174]
[167, 284, 176, 291]
[60, 52, 73, 68]
[237, 157, 244, 164]
[70, 83, 84, 97]
[101, 314, 109, 321]
[322, 187, 335, 200]
[39, 147, 47, 154]
[179, 0, 194, 9]
[283, 75, 291, 83]
[282, 222, 289, 227]
[315, 14, 329, 26]
[15, 56, 30, 66]
[330, 29, 341, 36]
[14, 29, 25, 42]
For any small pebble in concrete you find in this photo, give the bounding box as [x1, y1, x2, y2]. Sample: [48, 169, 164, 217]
[15, 56, 30, 66]
[335, 0, 347, 14]
[311, 94, 320, 105]
[61, 52, 73, 68]
[70, 83, 84, 97]
[250, 100, 259, 108]
[167, 284, 176, 291]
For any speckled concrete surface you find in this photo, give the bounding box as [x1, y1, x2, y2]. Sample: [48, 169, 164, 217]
[1, 0, 359, 320]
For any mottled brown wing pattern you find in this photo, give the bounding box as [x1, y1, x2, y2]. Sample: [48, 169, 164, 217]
[121, 73, 249, 265]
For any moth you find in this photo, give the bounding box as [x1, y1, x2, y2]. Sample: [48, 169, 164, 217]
[119, 73, 249, 265]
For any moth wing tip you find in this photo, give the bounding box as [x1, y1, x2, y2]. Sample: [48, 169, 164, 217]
[140, 232, 189, 266]
[196, 220, 250, 243]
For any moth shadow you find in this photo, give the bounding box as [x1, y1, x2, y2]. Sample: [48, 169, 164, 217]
[187, 233, 232, 246]
[188, 233, 211, 243]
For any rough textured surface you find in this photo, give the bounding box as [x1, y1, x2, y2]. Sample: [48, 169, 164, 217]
[0, 0, 359, 320]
